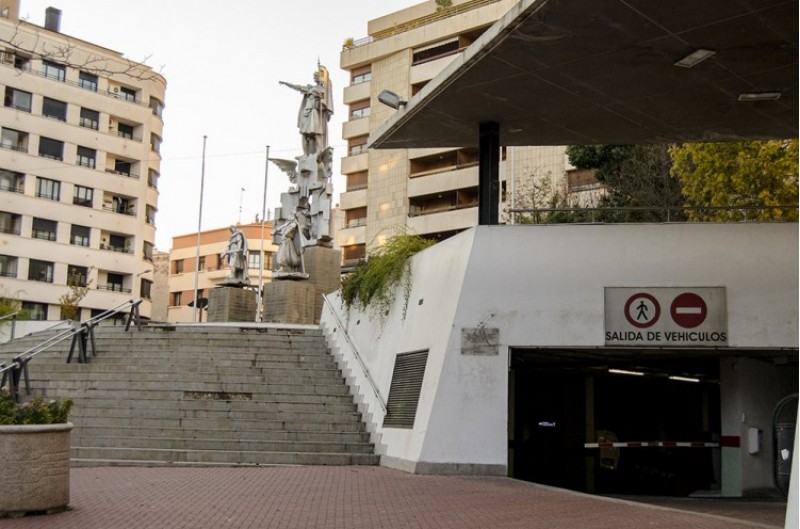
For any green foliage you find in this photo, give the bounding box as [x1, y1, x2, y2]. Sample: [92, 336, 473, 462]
[566, 144, 685, 222]
[0, 395, 73, 425]
[670, 140, 798, 221]
[0, 287, 28, 320]
[341, 233, 434, 320]
[435, 0, 453, 12]
[59, 267, 91, 320]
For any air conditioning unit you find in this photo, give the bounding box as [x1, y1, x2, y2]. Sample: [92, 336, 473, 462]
[112, 87, 119, 93]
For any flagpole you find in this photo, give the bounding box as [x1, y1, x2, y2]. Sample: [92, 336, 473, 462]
[256, 145, 270, 322]
[192, 135, 207, 323]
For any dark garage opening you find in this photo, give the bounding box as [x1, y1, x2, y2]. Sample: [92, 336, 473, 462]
[509, 348, 721, 496]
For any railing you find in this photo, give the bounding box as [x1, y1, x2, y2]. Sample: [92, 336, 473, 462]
[322, 295, 386, 413]
[0, 299, 144, 401]
[508, 204, 799, 224]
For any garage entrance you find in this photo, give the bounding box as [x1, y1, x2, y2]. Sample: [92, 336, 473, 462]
[509, 348, 721, 496]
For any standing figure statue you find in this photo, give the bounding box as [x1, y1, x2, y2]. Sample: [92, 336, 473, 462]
[275, 199, 311, 276]
[279, 66, 334, 157]
[221, 225, 249, 285]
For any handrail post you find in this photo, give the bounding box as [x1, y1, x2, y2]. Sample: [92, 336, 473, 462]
[125, 299, 142, 331]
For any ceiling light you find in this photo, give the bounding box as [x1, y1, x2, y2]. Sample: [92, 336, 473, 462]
[608, 368, 644, 377]
[674, 49, 716, 68]
[669, 375, 701, 383]
[738, 92, 782, 102]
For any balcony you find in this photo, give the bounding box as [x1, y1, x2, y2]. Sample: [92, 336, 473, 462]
[97, 283, 131, 293]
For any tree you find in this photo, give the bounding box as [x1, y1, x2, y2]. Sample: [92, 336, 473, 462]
[0, 287, 28, 320]
[58, 268, 91, 320]
[565, 144, 685, 222]
[670, 140, 798, 222]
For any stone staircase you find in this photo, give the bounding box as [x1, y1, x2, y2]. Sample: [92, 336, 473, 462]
[0, 324, 378, 467]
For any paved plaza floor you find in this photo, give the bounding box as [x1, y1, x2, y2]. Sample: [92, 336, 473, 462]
[0, 466, 788, 529]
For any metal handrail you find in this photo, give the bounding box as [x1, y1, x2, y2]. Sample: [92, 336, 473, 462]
[0, 310, 20, 341]
[1, 299, 144, 401]
[322, 295, 387, 412]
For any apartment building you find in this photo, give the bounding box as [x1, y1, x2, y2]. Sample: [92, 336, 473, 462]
[0, 1, 165, 321]
[339, 0, 578, 265]
[166, 223, 277, 322]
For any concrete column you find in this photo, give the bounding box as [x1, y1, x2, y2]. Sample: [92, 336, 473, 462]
[478, 121, 500, 225]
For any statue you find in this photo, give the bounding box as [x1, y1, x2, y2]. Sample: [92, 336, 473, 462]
[271, 63, 335, 273]
[220, 225, 249, 285]
[274, 198, 311, 277]
[279, 69, 333, 157]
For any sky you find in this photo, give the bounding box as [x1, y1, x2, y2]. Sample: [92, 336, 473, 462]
[20, 0, 416, 250]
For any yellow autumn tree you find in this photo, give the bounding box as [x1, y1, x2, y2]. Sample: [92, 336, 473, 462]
[670, 140, 798, 221]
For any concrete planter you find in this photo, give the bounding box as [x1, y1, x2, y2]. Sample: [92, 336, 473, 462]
[0, 422, 73, 517]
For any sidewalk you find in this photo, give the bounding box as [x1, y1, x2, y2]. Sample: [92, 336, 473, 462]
[1, 466, 788, 529]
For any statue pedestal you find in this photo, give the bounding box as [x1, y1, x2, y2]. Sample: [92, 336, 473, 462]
[262, 281, 316, 324]
[208, 287, 257, 322]
[262, 247, 341, 324]
[303, 246, 342, 322]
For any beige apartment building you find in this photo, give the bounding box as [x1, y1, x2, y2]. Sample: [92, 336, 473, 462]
[0, 1, 165, 321]
[338, 0, 591, 265]
[166, 223, 277, 322]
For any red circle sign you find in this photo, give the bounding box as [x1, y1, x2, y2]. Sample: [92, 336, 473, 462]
[624, 293, 660, 328]
[670, 293, 707, 328]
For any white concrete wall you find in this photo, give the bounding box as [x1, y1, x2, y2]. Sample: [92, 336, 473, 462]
[322, 223, 798, 476]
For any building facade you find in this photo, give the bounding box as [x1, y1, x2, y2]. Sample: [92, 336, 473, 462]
[166, 223, 277, 322]
[0, 1, 165, 321]
[338, 0, 582, 265]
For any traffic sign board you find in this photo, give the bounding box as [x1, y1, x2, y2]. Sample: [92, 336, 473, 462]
[670, 292, 707, 328]
[624, 293, 660, 328]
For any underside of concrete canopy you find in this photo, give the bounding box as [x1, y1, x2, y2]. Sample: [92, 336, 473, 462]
[370, 0, 798, 149]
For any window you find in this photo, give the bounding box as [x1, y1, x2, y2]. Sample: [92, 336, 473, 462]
[248, 251, 261, 270]
[351, 67, 371, 84]
[66, 265, 89, 287]
[35, 177, 60, 200]
[148, 169, 159, 189]
[0, 254, 18, 277]
[0, 128, 28, 152]
[348, 135, 368, 156]
[343, 244, 366, 262]
[170, 291, 183, 306]
[0, 169, 23, 193]
[345, 207, 367, 228]
[117, 123, 134, 139]
[78, 71, 98, 91]
[172, 259, 184, 274]
[13, 54, 30, 70]
[79, 108, 99, 130]
[38, 137, 64, 160]
[111, 196, 133, 215]
[4, 87, 32, 111]
[31, 217, 57, 241]
[141, 279, 153, 300]
[28, 259, 54, 283]
[113, 159, 132, 176]
[70, 224, 90, 247]
[197, 255, 206, 271]
[109, 234, 128, 252]
[0, 211, 21, 235]
[350, 100, 371, 119]
[42, 97, 67, 121]
[22, 301, 48, 321]
[42, 60, 66, 81]
[76, 146, 97, 168]
[150, 133, 161, 154]
[120, 86, 136, 102]
[73, 185, 93, 207]
[105, 272, 126, 292]
[145, 205, 157, 225]
[143, 241, 154, 262]
[149, 96, 164, 118]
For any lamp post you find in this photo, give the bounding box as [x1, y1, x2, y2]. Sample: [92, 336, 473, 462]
[192, 135, 207, 323]
[256, 145, 270, 322]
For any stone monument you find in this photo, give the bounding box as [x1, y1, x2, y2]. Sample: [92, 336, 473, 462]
[208, 225, 256, 322]
[264, 64, 342, 324]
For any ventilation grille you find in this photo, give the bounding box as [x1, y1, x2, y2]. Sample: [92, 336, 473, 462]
[383, 350, 429, 428]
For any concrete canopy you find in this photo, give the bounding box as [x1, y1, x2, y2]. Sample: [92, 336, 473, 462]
[370, 0, 798, 149]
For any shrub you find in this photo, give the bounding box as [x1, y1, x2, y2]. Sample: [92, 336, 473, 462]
[0, 395, 73, 425]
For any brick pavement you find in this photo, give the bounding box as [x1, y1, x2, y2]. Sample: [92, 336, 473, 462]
[0, 466, 787, 529]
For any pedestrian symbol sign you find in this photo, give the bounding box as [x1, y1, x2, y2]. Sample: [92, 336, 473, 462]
[605, 287, 727, 347]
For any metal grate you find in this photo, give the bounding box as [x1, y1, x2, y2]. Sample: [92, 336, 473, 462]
[383, 350, 428, 428]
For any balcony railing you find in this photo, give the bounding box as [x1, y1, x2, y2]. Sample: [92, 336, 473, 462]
[31, 229, 57, 241]
[100, 243, 133, 254]
[105, 168, 140, 179]
[0, 142, 27, 153]
[97, 284, 131, 293]
[103, 204, 136, 216]
[0, 183, 23, 193]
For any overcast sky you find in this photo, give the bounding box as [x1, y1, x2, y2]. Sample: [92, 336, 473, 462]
[20, 0, 415, 250]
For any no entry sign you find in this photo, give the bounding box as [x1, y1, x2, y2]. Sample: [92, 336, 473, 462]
[605, 287, 727, 347]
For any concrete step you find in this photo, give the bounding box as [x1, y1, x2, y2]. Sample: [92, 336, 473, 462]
[68, 416, 366, 432]
[72, 426, 372, 444]
[70, 435, 374, 454]
[70, 447, 379, 466]
[30, 380, 353, 396]
[27, 371, 346, 385]
[59, 397, 358, 414]
[37, 389, 357, 405]
[68, 407, 363, 423]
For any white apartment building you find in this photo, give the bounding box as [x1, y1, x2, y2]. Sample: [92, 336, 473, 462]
[0, 1, 165, 321]
[339, 0, 580, 265]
